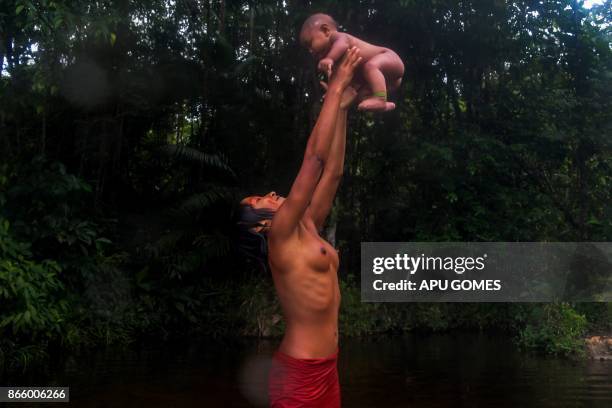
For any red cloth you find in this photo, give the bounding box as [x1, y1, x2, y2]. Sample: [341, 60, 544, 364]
[268, 348, 341, 408]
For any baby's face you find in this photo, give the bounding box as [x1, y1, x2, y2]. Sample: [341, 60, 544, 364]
[300, 28, 331, 59]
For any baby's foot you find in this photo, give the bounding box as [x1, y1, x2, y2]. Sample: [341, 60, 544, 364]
[357, 97, 396, 112]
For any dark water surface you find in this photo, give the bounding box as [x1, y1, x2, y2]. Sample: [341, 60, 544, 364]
[3, 333, 611, 407]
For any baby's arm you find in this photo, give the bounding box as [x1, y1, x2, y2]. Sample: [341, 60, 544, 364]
[318, 33, 351, 77]
[325, 33, 351, 62]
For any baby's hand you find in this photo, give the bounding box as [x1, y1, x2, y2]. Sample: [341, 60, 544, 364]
[318, 58, 334, 78]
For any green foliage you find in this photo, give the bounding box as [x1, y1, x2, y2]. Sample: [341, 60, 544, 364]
[0, 219, 68, 338]
[2, 156, 113, 287]
[236, 275, 284, 337]
[339, 274, 386, 336]
[178, 275, 285, 338]
[0, 218, 70, 371]
[1, 0, 610, 370]
[516, 303, 588, 356]
[573, 302, 612, 333]
[132, 142, 236, 283]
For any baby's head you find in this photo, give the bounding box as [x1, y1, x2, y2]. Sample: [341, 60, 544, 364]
[299, 13, 338, 59]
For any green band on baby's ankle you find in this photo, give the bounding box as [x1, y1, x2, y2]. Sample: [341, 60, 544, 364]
[372, 91, 387, 99]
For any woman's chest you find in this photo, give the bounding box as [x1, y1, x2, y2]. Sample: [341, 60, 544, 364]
[301, 233, 339, 273]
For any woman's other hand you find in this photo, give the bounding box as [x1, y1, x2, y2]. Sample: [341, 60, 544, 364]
[320, 81, 358, 110]
[329, 47, 361, 91]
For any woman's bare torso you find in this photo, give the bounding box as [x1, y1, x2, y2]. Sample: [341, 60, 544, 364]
[268, 219, 341, 359]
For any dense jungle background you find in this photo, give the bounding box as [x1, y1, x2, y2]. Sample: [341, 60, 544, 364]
[1, 0, 611, 374]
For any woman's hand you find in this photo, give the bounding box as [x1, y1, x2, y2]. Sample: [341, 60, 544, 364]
[320, 81, 358, 110]
[329, 47, 362, 91]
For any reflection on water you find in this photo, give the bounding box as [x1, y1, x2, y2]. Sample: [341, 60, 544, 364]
[2, 333, 611, 407]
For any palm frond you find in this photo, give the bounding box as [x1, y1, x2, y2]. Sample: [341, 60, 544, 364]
[140, 230, 184, 259]
[167, 253, 201, 279]
[157, 144, 235, 177]
[193, 233, 231, 261]
[167, 186, 232, 218]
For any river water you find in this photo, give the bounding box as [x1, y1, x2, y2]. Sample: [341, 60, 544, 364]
[3, 333, 611, 407]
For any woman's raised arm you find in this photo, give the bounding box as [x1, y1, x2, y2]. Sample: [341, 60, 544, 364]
[269, 47, 361, 241]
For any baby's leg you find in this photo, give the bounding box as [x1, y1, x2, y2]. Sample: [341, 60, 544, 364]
[358, 52, 404, 112]
[357, 85, 371, 102]
[352, 78, 399, 103]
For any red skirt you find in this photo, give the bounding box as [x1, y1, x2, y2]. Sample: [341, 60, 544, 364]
[268, 348, 341, 408]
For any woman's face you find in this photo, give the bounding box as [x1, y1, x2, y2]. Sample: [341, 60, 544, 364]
[240, 191, 284, 233]
[241, 191, 285, 211]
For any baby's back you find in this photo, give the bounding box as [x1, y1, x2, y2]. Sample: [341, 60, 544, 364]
[342, 33, 389, 60]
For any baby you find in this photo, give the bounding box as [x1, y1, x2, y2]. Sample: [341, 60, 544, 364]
[300, 13, 405, 112]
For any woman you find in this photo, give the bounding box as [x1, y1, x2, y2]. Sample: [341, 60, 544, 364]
[237, 47, 362, 407]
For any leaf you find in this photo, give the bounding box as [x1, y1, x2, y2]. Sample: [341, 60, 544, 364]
[110, 32, 117, 46]
[16, 5, 24, 15]
[53, 15, 62, 28]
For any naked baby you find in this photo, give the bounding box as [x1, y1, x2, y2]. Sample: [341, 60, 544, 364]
[300, 13, 405, 112]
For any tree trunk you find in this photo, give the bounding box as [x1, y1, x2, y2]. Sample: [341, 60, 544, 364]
[5, 34, 13, 71]
[325, 202, 338, 247]
[249, 2, 255, 54]
[114, 112, 124, 181]
[0, 30, 5, 74]
[0, 110, 10, 157]
[206, 0, 211, 33]
[218, 0, 225, 34]
[40, 106, 46, 156]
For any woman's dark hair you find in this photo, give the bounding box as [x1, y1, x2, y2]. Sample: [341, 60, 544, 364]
[235, 203, 275, 272]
